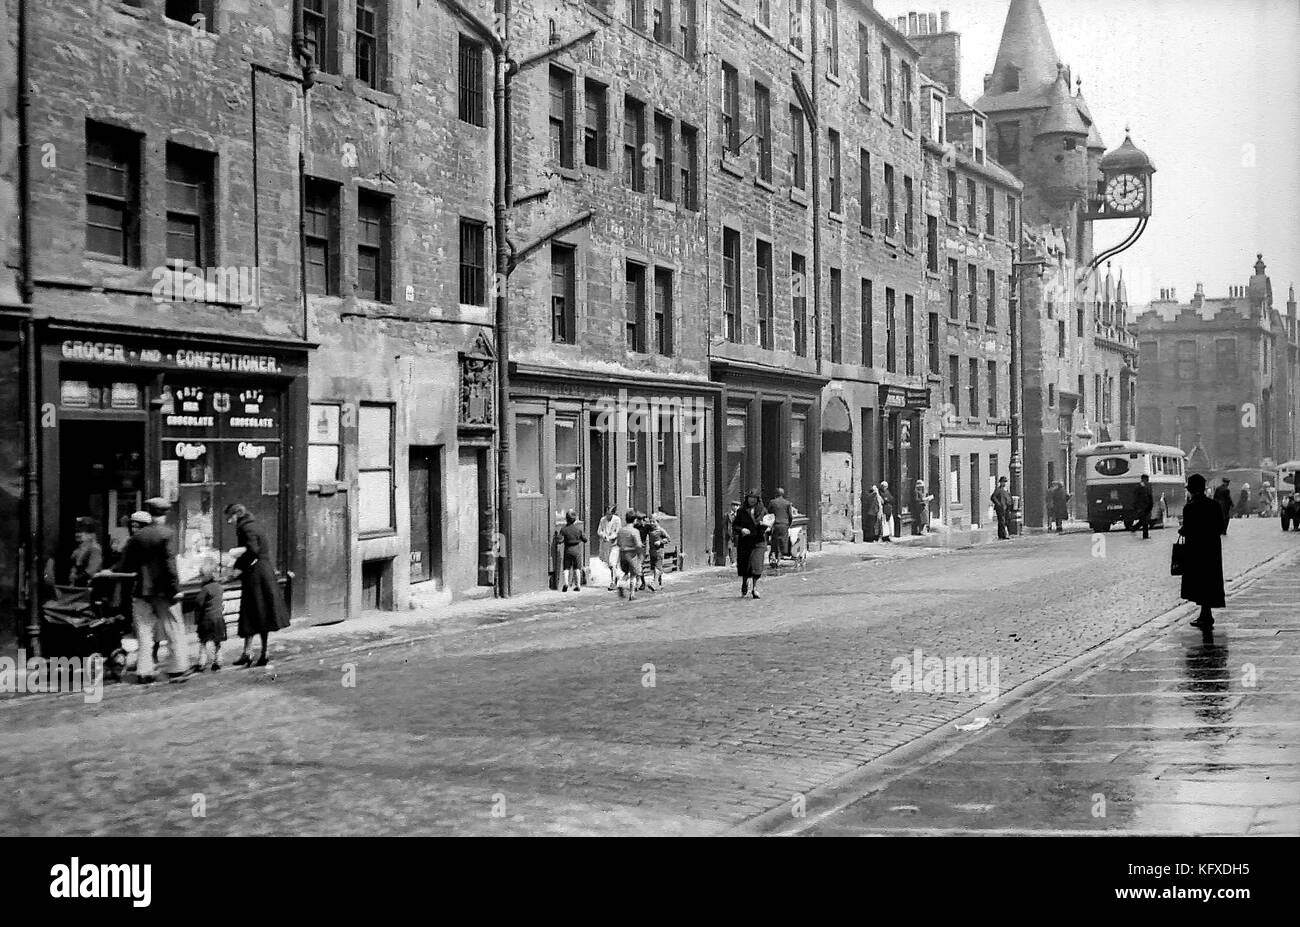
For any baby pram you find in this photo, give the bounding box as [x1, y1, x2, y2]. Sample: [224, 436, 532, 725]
[767, 520, 809, 570]
[40, 572, 135, 682]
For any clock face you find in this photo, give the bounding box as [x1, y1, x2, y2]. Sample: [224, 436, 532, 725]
[1104, 173, 1147, 213]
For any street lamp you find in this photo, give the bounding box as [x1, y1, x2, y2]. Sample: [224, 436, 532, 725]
[1010, 256, 1046, 536]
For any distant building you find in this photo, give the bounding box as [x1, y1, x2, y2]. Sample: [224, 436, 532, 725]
[1134, 256, 1300, 472]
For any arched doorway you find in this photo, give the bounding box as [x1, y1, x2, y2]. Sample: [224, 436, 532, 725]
[821, 397, 854, 540]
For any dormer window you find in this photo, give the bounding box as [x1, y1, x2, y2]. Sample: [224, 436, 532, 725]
[972, 116, 986, 164]
[930, 93, 945, 143]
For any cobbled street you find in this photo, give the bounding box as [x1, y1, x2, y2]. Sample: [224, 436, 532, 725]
[1, 520, 1294, 836]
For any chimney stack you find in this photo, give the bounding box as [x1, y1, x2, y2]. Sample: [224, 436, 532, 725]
[908, 12, 919, 34]
[929, 12, 939, 33]
[941, 10, 950, 31]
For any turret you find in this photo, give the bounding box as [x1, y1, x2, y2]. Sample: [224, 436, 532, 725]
[1029, 67, 1090, 208]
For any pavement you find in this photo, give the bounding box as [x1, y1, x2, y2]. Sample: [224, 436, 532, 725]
[0, 518, 1292, 836]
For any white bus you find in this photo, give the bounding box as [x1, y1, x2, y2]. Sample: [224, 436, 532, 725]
[1077, 441, 1187, 532]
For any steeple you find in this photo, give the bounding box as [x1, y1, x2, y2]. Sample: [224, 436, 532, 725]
[977, 0, 1062, 111]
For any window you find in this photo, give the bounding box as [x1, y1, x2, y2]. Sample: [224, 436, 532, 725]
[790, 0, 806, 50]
[947, 356, 960, 409]
[308, 403, 342, 483]
[880, 43, 893, 116]
[825, 0, 839, 76]
[967, 264, 978, 322]
[458, 219, 486, 306]
[1094, 374, 1102, 417]
[515, 414, 543, 496]
[550, 68, 575, 169]
[792, 253, 808, 358]
[680, 0, 698, 60]
[651, 0, 672, 45]
[829, 268, 842, 363]
[985, 186, 995, 235]
[757, 0, 771, 29]
[973, 116, 986, 164]
[988, 360, 998, 416]
[1078, 374, 1086, 413]
[458, 36, 486, 126]
[85, 122, 141, 265]
[996, 121, 1020, 170]
[1177, 406, 1200, 445]
[303, 0, 336, 73]
[304, 178, 340, 295]
[927, 312, 939, 373]
[790, 410, 809, 513]
[166, 0, 214, 31]
[1176, 340, 1197, 381]
[757, 241, 774, 350]
[858, 24, 870, 102]
[723, 228, 740, 343]
[905, 294, 916, 375]
[947, 170, 957, 220]
[584, 79, 608, 169]
[861, 278, 873, 367]
[625, 262, 646, 353]
[550, 243, 576, 344]
[1216, 338, 1238, 380]
[1048, 383, 1056, 407]
[680, 124, 699, 209]
[966, 178, 977, 227]
[754, 83, 772, 183]
[1077, 302, 1085, 338]
[926, 215, 938, 272]
[1057, 319, 1066, 357]
[882, 162, 895, 236]
[930, 92, 944, 142]
[791, 107, 808, 191]
[358, 404, 394, 534]
[356, 189, 391, 302]
[555, 417, 582, 523]
[885, 288, 897, 373]
[900, 62, 914, 132]
[654, 268, 673, 356]
[828, 130, 842, 213]
[1215, 404, 1239, 462]
[355, 0, 383, 88]
[722, 63, 740, 156]
[950, 455, 962, 503]
[627, 0, 646, 30]
[624, 96, 646, 191]
[164, 143, 214, 268]
[859, 148, 871, 228]
[654, 112, 674, 200]
[986, 269, 997, 327]
[903, 175, 914, 249]
[947, 258, 959, 319]
[968, 358, 979, 415]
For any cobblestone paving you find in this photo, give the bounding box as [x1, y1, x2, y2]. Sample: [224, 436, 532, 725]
[1, 521, 1293, 835]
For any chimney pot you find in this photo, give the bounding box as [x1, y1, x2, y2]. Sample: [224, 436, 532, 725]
[941, 10, 950, 31]
[908, 12, 918, 34]
[929, 12, 938, 33]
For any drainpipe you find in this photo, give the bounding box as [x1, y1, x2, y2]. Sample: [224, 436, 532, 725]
[808, 6, 824, 379]
[17, 0, 41, 655]
[493, 19, 513, 598]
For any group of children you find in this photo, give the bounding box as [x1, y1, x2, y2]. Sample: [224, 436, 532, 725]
[556, 508, 671, 600]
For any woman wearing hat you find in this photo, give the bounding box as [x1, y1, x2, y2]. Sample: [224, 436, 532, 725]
[1179, 473, 1226, 629]
[732, 489, 769, 599]
[224, 503, 290, 666]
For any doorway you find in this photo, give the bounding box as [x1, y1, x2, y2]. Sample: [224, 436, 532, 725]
[408, 446, 442, 586]
[455, 446, 494, 591]
[58, 420, 146, 567]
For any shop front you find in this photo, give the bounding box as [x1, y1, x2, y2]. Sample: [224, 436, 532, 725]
[509, 365, 718, 592]
[37, 323, 309, 621]
[879, 384, 930, 536]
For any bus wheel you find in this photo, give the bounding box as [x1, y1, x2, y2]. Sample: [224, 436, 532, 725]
[1090, 522, 1111, 533]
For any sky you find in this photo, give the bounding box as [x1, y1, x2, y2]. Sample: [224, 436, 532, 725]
[876, 0, 1300, 307]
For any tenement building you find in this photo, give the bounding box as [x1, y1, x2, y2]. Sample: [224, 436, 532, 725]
[1134, 257, 1300, 473]
[975, 0, 1143, 525]
[1, 0, 24, 649]
[906, 12, 1021, 531]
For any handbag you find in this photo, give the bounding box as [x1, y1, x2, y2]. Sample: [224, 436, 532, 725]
[1170, 535, 1187, 576]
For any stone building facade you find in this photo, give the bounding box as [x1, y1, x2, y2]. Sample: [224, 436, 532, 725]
[1134, 257, 1300, 473]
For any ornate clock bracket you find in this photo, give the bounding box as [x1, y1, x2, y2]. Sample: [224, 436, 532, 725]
[1081, 216, 1148, 281]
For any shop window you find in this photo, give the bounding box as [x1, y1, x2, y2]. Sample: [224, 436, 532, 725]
[308, 403, 342, 483]
[459, 218, 487, 306]
[627, 428, 649, 512]
[724, 407, 747, 506]
[356, 190, 392, 302]
[85, 121, 141, 266]
[554, 417, 580, 523]
[656, 420, 677, 517]
[355, 0, 384, 89]
[458, 35, 486, 127]
[584, 79, 609, 169]
[549, 67, 575, 170]
[681, 410, 706, 498]
[303, 0, 337, 74]
[305, 178, 341, 295]
[358, 403, 394, 534]
[551, 243, 576, 344]
[789, 410, 809, 514]
[166, 0, 214, 31]
[514, 414, 543, 495]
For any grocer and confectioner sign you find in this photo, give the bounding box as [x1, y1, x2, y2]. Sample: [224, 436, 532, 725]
[61, 340, 282, 374]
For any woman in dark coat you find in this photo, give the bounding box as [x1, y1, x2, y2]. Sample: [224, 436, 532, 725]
[732, 489, 769, 599]
[225, 503, 289, 666]
[1179, 473, 1226, 628]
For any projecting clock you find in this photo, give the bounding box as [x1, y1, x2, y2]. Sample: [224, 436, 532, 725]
[1104, 172, 1147, 214]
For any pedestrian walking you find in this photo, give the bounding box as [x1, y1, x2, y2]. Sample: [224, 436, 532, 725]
[225, 503, 289, 667]
[1048, 480, 1070, 532]
[723, 500, 740, 565]
[554, 509, 587, 592]
[1212, 477, 1234, 535]
[991, 477, 1013, 539]
[1260, 481, 1278, 518]
[733, 489, 768, 598]
[117, 500, 192, 684]
[596, 505, 620, 586]
[1236, 484, 1252, 518]
[646, 516, 670, 589]
[193, 563, 227, 672]
[909, 480, 933, 535]
[67, 516, 104, 588]
[863, 486, 884, 542]
[1131, 473, 1155, 540]
[1178, 473, 1226, 628]
[878, 481, 895, 542]
[768, 487, 796, 560]
[613, 510, 644, 600]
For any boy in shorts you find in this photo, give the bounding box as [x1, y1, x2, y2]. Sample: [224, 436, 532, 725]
[614, 510, 644, 600]
[555, 510, 587, 592]
[645, 516, 670, 590]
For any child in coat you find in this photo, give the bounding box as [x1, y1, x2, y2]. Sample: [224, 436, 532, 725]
[193, 566, 228, 671]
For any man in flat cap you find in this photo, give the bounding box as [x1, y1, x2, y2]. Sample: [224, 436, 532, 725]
[117, 498, 191, 683]
[67, 516, 103, 588]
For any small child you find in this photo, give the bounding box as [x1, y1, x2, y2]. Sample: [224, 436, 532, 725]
[193, 567, 227, 671]
[614, 510, 644, 600]
[554, 510, 587, 592]
[645, 516, 670, 590]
